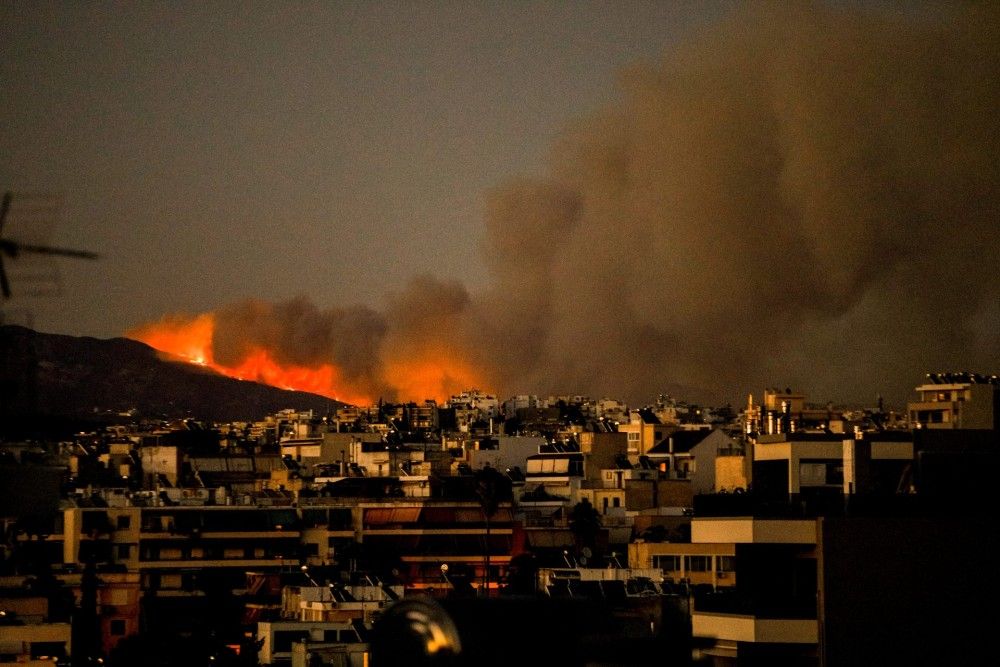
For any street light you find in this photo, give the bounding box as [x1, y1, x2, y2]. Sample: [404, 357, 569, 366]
[301, 564, 319, 586]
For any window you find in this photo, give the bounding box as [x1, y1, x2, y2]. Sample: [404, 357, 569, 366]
[116, 515, 131, 530]
[328, 509, 353, 530]
[115, 544, 132, 560]
[717, 556, 735, 572]
[612, 497, 621, 508]
[110, 620, 126, 636]
[159, 547, 182, 560]
[300, 509, 327, 528]
[274, 631, 310, 653]
[30, 642, 67, 659]
[825, 463, 844, 485]
[79, 541, 112, 563]
[82, 512, 110, 534]
[799, 463, 827, 487]
[652, 555, 680, 572]
[800, 461, 844, 486]
[527, 458, 579, 475]
[685, 555, 711, 572]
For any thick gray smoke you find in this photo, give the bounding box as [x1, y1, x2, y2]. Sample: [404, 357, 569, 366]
[212, 297, 388, 399]
[467, 1, 1000, 406]
[166, 2, 1000, 406]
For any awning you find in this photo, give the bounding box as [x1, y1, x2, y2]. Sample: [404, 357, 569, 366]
[363, 507, 421, 525]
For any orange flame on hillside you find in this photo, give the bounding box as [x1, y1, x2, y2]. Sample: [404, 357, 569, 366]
[127, 309, 488, 406]
[127, 313, 373, 406]
[131, 313, 216, 366]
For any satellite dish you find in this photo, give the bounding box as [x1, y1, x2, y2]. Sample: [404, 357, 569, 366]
[581, 547, 592, 559]
[0, 191, 99, 299]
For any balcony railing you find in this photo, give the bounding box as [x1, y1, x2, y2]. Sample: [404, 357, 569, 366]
[693, 589, 816, 620]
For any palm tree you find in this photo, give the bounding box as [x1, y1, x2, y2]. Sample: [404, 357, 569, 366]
[474, 466, 504, 596]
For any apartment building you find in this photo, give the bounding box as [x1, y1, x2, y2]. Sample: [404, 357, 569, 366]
[908, 373, 999, 430]
[751, 431, 913, 505]
[688, 515, 821, 665]
[0, 583, 72, 666]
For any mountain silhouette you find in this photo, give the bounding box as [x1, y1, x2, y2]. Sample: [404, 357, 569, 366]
[0, 325, 347, 426]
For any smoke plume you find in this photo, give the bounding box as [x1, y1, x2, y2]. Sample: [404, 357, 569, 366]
[131, 2, 1000, 406]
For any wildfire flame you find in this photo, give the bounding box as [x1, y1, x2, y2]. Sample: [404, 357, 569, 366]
[126, 309, 486, 406]
[127, 313, 372, 405]
[130, 313, 215, 367]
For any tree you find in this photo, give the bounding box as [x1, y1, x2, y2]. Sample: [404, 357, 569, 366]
[474, 466, 505, 596]
[72, 557, 101, 666]
[569, 498, 601, 555]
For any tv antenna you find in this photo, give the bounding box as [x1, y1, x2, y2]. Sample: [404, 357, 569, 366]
[0, 191, 99, 300]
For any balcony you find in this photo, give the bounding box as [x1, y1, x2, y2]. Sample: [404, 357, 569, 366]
[692, 518, 817, 544]
[691, 611, 819, 644]
[691, 583, 817, 642]
[139, 557, 300, 569]
[693, 611, 817, 644]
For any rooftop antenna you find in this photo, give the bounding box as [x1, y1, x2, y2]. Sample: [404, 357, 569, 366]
[0, 191, 99, 300]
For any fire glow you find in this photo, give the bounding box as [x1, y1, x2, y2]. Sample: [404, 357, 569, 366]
[382, 355, 483, 409]
[127, 313, 371, 405]
[126, 308, 487, 406]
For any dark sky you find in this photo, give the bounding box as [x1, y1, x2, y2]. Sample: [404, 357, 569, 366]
[3, 1, 997, 407]
[1, 0, 732, 333]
